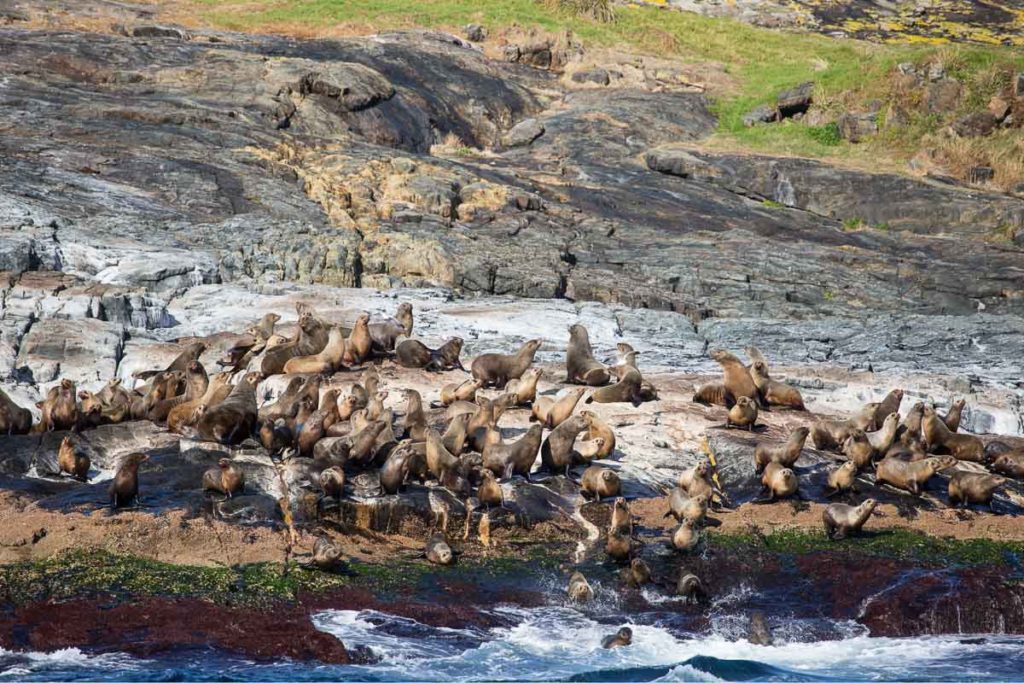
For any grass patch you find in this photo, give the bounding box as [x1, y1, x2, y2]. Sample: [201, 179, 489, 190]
[714, 528, 1024, 566]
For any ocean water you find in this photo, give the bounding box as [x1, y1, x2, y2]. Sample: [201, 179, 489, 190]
[3, 604, 1023, 682]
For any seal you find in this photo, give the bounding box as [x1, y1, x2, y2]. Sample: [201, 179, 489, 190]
[343, 313, 373, 365]
[566, 324, 610, 386]
[260, 308, 329, 376]
[57, 435, 90, 481]
[872, 389, 904, 430]
[0, 387, 33, 435]
[426, 429, 460, 479]
[677, 573, 707, 603]
[678, 461, 715, 500]
[579, 410, 615, 459]
[759, 461, 798, 501]
[531, 387, 586, 428]
[425, 533, 455, 565]
[369, 302, 413, 352]
[574, 437, 605, 464]
[133, 340, 207, 380]
[753, 426, 808, 473]
[895, 402, 926, 444]
[822, 499, 877, 539]
[396, 337, 465, 371]
[610, 496, 632, 533]
[256, 376, 306, 423]
[665, 488, 709, 525]
[380, 442, 425, 494]
[37, 379, 78, 432]
[482, 424, 543, 479]
[874, 454, 956, 495]
[311, 536, 345, 571]
[471, 339, 542, 388]
[319, 466, 346, 501]
[726, 396, 758, 430]
[203, 458, 245, 498]
[943, 398, 966, 432]
[505, 368, 542, 406]
[440, 378, 483, 406]
[149, 360, 209, 423]
[606, 525, 633, 563]
[709, 349, 758, 405]
[442, 413, 471, 456]
[692, 382, 729, 407]
[581, 465, 621, 500]
[348, 422, 388, 467]
[218, 313, 280, 373]
[991, 451, 1024, 479]
[602, 627, 633, 649]
[811, 418, 857, 451]
[842, 430, 875, 470]
[477, 468, 504, 507]
[567, 571, 594, 603]
[109, 452, 148, 509]
[747, 611, 773, 646]
[585, 366, 644, 406]
[825, 460, 859, 496]
[197, 372, 261, 446]
[541, 414, 590, 476]
[866, 413, 900, 454]
[297, 392, 339, 458]
[948, 471, 1006, 509]
[672, 518, 699, 552]
[922, 406, 984, 461]
[750, 361, 805, 410]
[366, 391, 388, 421]
[621, 558, 651, 588]
[284, 326, 347, 374]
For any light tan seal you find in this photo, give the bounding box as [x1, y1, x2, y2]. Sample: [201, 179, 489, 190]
[567, 571, 594, 603]
[875, 454, 957, 495]
[57, 435, 90, 481]
[726, 396, 758, 430]
[531, 387, 586, 428]
[579, 410, 615, 459]
[505, 368, 542, 406]
[749, 360, 805, 410]
[566, 324, 610, 386]
[672, 519, 699, 552]
[823, 499, 877, 539]
[948, 471, 1006, 509]
[759, 462, 798, 501]
[284, 326, 347, 374]
[621, 558, 651, 588]
[203, 458, 245, 498]
[580, 465, 621, 500]
[825, 460, 859, 496]
[753, 426, 808, 473]
[709, 349, 758, 405]
[440, 378, 483, 406]
[36, 379, 78, 432]
[343, 313, 373, 365]
[922, 406, 984, 462]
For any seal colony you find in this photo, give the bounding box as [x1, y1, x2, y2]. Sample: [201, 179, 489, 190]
[3, 300, 1023, 650]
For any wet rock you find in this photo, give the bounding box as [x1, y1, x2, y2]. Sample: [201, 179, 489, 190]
[502, 118, 545, 148]
[837, 111, 878, 142]
[742, 104, 778, 127]
[571, 67, 610, 86]
[776, 81, 814, 118]
[131, 25, 190, 40]
[951, 112, 998, 138]
[14, 318, 124, 388]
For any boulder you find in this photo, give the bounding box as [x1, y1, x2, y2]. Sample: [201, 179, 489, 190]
[1015, 72, 1024, 98]
[837, 111, 879, 142]
[502, 118, 545, 148]
[463, 24, 487, 42]
[989, 96, 1011, 122]
[776, 81, 814, 118]
[131, 25, 190, 40]
[742, 105, 778, 127]
[926, 78, 961, 113]
[952, 112, 998, 138]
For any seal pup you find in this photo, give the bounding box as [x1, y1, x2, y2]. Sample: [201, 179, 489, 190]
[825, 460, 859, 496]
[505, 368, 542, 406]
[726, 396, 758, 431]
[531, 387, 586, 428]
[747, 611, 773, 646]
[567, 571, 594, 603]
[678, 461, 719, 505]
[672, 519, 700, 552]
[541, 414, 590, 476]
[602, 627, 632, 649]
[566, 324, 610, 386]
[425, 533, 455, 565]
[753, 427, 808, 473]
[110, 453, 148, 509]
[471, 339, 542, 389]
[581, 465, 620, 500]
[311, 536, 345, 571]
[665, 489, 709, 525]
[842, 430, 876, 470]
[440, 378, 483, 406]
[693, 382, 729, 407]
[749, 361, 805, 410]
[396, 337, 465, 371]
[57, 435, 90, 481]
[709, 349, 759, 405]
[875, 455, 957, 495]
[677, 573, 707, 604]
[0, 388, 33, 435]
[948, 471, 1006, 510]
[866, 413, 900, 455]
[482, 424, 543, 479]
[368, 302, 413, 352]
[621, 558, 651, 588]
[823, 499, 877, 539]
[319, 466, 346, 502]
[197, 372, 261, 446]
[477, 468, 504, 508]
[991, 451, 1024, 479]
[203, 458, 245, 498]
[758, 462, 798, 502]
[580, 410, 615, 459]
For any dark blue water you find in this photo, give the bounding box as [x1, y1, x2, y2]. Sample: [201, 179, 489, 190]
[4, 602, 1024, 682]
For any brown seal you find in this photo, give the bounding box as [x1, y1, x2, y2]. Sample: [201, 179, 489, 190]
[440, 379, 483, 406]
[574, 437, 605, 464]
[482, 424, 543, 479]
[922, 406, 984, 462]
[585, 366, 644, 406]
[381, 443, 426, 494]
[365, 391, 388, 421]
[531, 387, 586, 428]
[678, 461, 715, 500]
[759, 462, 798, 501]
[665, 488, 709, 525]
[133, 341, 207, 381]
[318, 466, 345, 501]
[991, 451, 1024, 478]
[747, 611, 773, 646]
[823, 499, 877, 540]
[310, 536, 345, 571]
[0, 388, 33, 435]
[505, 368, 542, 406]
[284, 326, 347, 374]
[36, 379, 78, 432]
[581, 465, 621, 500]
[348, 421, 388, 467]
[343, 313, 373, 365]
[709, 349, 758, 405]
[442, 413, 471, 456]
[109, 453, 148, 509]
[606, 525, 633, 563]
[425, 429, 460, 479]
[425, 533, 455, 565]
[297, 391, 339, 457]
[692, 382, 729, 406]
[203, 458, 245, 497]
[218, 313, 280, 373]
[579, 410, 615, 458]
[149, 360, 209, 423]
[943, 398, 966, 432]
[369, 302, 413, 352]
[566, 324, 610, 386]
[610, 496, 632, 533]
[825, 460, 859, 495]
[256, 376, 305, 423]
[875, 454, 956, 495]
[57, 435, 90, 481]
[753, 426, 808, 473]
[396, 337, 465, 371]
[872, 389, 904, 430]
[401, 389, 427, 441]
[866, 413, 900, 454]
[477, 468, 504, 507]
[811, 418, 856, 451]
[602, 627, 633, 649]
[567, 571, 594, 603]
[471, 339, 542, 388]
[726, 396, 758, 430]
[260, 308, 329, 376]
[948, 471, 1006, 509]
[895, 402, 926, 444]
[621, 558, 651, 588]
[541, 414, 590, 476]
[750, 361, 805, 410]
[196, 372, 261, 446]
[672, 518, 699, 552]
[677, 573, 707, 603]
[842, 430, 875, 470]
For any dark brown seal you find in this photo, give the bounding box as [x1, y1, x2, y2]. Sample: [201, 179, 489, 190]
[482, 424, 543, 479]
[822, 499, 876, 539]
[396, 337, 465, 371]
[0, 387, 33, 435]
[133, 341, 207, 381]
[369, 302, 413, 352]
[196, 372, 261, 446]
[318, 466, 345, 501]
[471, 339, 542, 388]
[37, 379, 78, 432]
[541, 414, 590, 476]
[585, 366, 644, 406]
[566, 324, 610, 386]
[943, 398, 966, 432]
[109, 453, 148, 509]
[602, 627, 632, 649]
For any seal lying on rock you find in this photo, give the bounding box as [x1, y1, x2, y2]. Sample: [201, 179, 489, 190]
[396, 337, 465, 371]
[197, 372, 261, 446]
[471, 339, 542, 388]
[581, 465, 620, 500]
[823, 499, 877, 539]
[749, 360, 805, 410]
[585, 366, 644, 406]
[425, 533, 455, 565]
[531, 387, 586, 428]
[133, 341, 206, 380]
[440, 378, 483, 406]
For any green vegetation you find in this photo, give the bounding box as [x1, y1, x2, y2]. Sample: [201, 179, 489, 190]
[713, 528, 1024, 566]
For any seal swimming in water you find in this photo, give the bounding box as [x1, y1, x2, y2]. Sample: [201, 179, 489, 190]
[747, 611, 773, 646]
[822, 499, 877, 539]
[602, 627, 633, 649]
[567, 571, 594, 603]
[471, 339, 542, 388]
